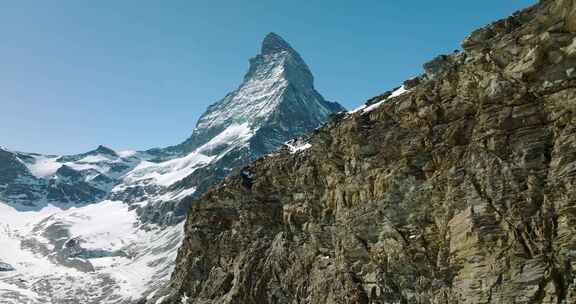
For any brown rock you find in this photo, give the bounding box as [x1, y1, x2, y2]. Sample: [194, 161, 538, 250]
[154, 1, 576, 303]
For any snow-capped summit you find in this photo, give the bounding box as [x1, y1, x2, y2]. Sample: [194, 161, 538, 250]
[113, 33, 344, 224]
[162, 32, 343, 159]
[118, 33, 344, 225]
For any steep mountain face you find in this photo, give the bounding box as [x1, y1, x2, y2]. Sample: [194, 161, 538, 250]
[159, 1, 576, 303]
[115, 32, 344, 225]
[0, 33, 342, 304]
[162, 32, 342, 158]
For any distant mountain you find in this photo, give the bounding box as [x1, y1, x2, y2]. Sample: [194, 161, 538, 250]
[0, 33, 343, 304]
[158, 32, 343, 158]
[0, 145, 141, 210]
[112, 32, 344, 225]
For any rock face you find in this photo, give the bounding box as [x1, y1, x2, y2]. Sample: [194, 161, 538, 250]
[160, 1, 576, 303]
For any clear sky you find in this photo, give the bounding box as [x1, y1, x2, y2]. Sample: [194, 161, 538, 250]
[0, 0, 536, 155]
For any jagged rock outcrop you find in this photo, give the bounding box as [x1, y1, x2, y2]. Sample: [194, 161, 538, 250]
[158, 1, 576, 303]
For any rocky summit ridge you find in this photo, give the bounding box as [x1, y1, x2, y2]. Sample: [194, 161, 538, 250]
[156, 1, 576, 303]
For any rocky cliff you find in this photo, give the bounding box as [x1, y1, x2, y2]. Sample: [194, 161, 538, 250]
[159, 1, 576, 303]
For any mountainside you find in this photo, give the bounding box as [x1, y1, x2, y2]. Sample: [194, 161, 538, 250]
[112, 32, 344, 225]
[0, 33, 342, 304]
[158, 1, 576, 303]
[161, 32, 343, 158]
[0, 145, 141, 210]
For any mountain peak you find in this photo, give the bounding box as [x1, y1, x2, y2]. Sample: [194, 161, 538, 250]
[261, 32, 294, 55]
[94, 145, 117, 156]
[158, 33, 344, 158]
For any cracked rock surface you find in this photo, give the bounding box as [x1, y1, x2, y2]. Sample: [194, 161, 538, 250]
[156, 1, 576, 303]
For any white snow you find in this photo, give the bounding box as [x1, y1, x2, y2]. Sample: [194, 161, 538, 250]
[96, 221, 184, 300]
[0, 200, 184, 303]
[362, 85, 409, 114]
[285, 141, 312, 154]
[196, 59, 289, 131]
[21, 149, 142, 184]
[197, 123, 253, 155]
[156, 187, 197, 203]
[62, 201, 138, 251]
[65, 162, 102, 172]
[117, 123, 253, 191]
[77, 154, 112, 163]
[348, 104, 367, 114]
[122, 152, 215, 187]
[118, 150, 137, 158]
[25, 155, 62, 178]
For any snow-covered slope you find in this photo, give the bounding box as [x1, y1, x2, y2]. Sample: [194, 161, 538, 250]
[0, 146, 143, 210]
[0, 200, 182, 304]
[0, 33, 344, 303]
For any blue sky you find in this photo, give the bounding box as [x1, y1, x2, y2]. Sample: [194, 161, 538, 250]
[0, 0, 535, 155]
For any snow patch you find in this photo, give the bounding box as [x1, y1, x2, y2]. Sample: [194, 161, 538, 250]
[181, 292, 190, 303]
[121, 152, 215, 187]
[77, 154, 113, 163]
[362, 85, 409, 114]
[197, 123, 253, 155]
[348, 104, 367, 114]
[0, 200, 183, 303]
[62, 201, 138, 251]
[25, 156, 62, 178]
[285, 141, 312, 154]
[118, 150, 137, 158]
[156, 187, 197, 203]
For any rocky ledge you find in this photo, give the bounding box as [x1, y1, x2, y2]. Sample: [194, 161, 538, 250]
[155, 0, 576, 303]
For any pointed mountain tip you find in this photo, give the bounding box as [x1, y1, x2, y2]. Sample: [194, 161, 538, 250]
[94, 145, 117, 156]
[261, 32, 294, 55]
